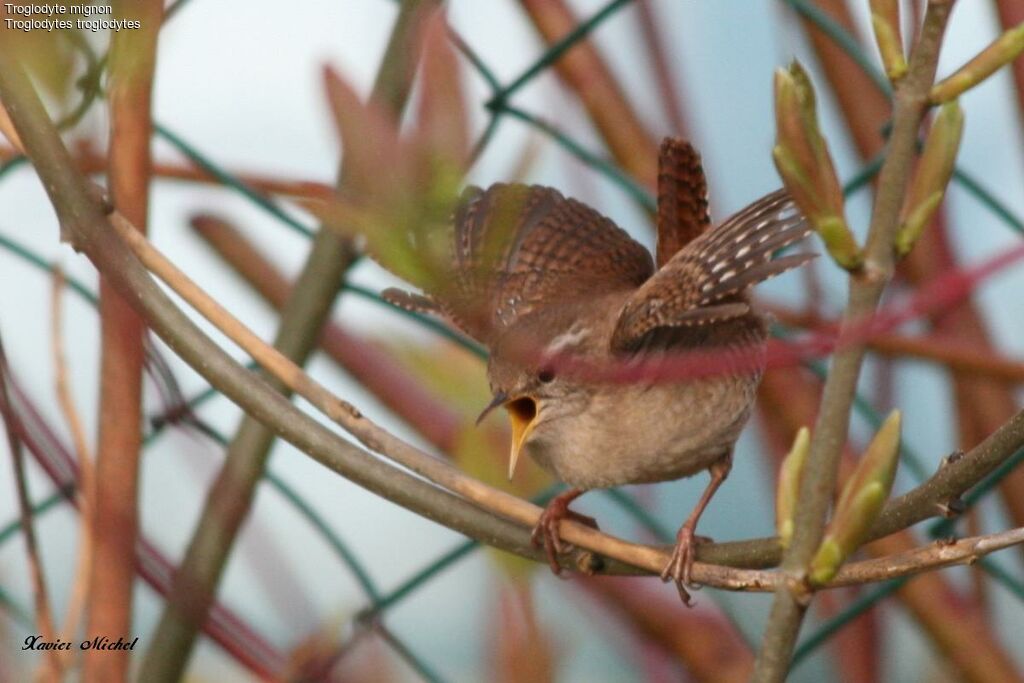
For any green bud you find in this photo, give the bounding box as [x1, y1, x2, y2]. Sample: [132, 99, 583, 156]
[917, 101, 964, 199]
[773, 60, 858, 271]
[817, 216, 864, 270]
[871, 9, 907, 81]
[774, 67, 817, 177]
[788, 62, 821, 146]
[931, 23, 1024, 103]
[896, 101, 963, 256]
[811, 482, 887, 584]
[772, 145, 817, 213]
[808, 411, 901, 586]
[896, 191, 943, 256]
[835, 411, 902, 526]
[777, 427, 810, 549]
[809, 538, 843, 585]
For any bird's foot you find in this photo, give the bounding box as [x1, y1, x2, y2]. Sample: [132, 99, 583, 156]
[660, 526, 711, 606]
[661, 453, 731, 605]
[531, 491, 598, 576]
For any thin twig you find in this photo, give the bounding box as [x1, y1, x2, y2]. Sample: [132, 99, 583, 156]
[43, 141, 335, 200]
[767, 305, 1024, 383]
[712, 527, 1024, 591]
[0, 339, 62, 682]
[49, 268, 95, 671]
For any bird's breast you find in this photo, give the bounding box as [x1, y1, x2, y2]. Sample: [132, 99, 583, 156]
[526, 373, 758, 489]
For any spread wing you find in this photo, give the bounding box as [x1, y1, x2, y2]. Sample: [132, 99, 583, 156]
[656, 138, 711, 267]
[386, 183, 654, 344]
[610, 190, 813, 352]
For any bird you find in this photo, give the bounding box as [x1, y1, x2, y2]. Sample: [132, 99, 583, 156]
[381, 137, 813, 603]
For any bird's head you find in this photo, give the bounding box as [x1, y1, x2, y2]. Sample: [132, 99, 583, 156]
[477, 309, 600, 479]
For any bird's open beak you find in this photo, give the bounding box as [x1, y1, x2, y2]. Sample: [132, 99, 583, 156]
[475, 391, 539, 480]
[504, 397, 538, 480]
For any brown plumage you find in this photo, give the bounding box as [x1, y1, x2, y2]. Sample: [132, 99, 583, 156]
[612, 189, 812, 351]
[382, 138, 813, 603]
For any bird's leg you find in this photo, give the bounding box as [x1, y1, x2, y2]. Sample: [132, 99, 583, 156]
[531, 488, 598, 575]
[661, 452, 733, 605]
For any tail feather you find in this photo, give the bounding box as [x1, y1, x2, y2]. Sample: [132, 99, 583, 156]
[656, 138, 711, 266]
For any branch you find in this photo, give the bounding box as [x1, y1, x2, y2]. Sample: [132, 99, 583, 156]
[85, 2, 162, 679]
[686, 527, 1024, 592]
[759, 364, 1020, 681]
[753, 2, 956, 679]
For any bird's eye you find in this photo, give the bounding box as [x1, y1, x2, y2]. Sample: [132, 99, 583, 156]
[537, 367, 555, 383]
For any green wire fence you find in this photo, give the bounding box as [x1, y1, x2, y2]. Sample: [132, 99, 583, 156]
[1, 0, 1023, 680]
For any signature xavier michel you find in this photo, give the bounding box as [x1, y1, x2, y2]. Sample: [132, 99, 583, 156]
[22, 635, 139, 651]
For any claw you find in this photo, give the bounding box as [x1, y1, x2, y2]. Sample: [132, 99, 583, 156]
[660, 526, 703, 606]
[661, 453, 732, 605]
[530, 489, 596, 576]
[531, 510, 567, 573]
